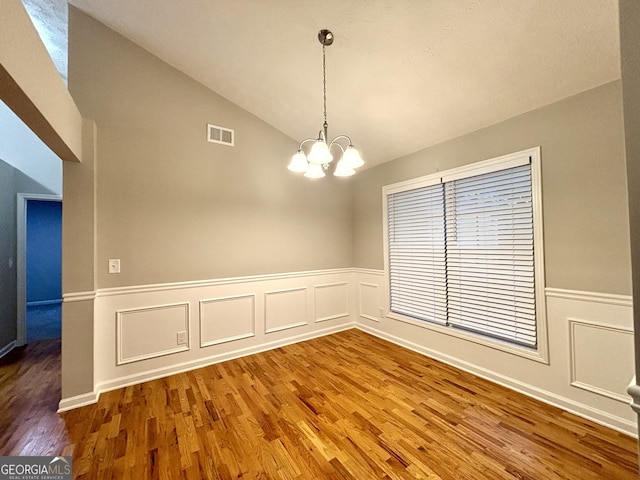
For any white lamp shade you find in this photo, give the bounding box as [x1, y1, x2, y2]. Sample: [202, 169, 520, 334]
[307, 140, 334, 165]
[288, 151, 308, 173]
[340, 145, 364, 169]
[304, 162, 325, 178]
[333, 161, 356, 177]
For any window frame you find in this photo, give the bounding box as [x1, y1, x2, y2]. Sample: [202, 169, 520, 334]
[382, 147, 548, 363]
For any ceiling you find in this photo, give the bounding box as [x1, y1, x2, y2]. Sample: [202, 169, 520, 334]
[35, 1, 621, 168]
[22, 0, 68, 82]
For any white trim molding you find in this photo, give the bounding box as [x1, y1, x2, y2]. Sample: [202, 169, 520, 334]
[545, 288, 633, 307]
[568, 318, 634, 403]
[264, 287, 308, 334]
[351, 268, 384, 277]
[314, 282, 349, 323]
[199, 294, 256, 348]
[57, 390, 99, 413]
[0, 341, 16, 360]
[116, 302, 190, 365]
[358, 282, 381, 322]
[628, 378, 640, 416]
[63, 291, 96, 302]
[97, 268, 353, 297]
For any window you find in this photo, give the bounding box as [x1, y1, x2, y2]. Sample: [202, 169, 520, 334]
[384, 148, 547, 360]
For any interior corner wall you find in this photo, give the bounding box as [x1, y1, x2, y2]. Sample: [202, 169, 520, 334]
[353, 80, 631, 296]
[68, 7, 353, 290]
[0, 159, 52, 351]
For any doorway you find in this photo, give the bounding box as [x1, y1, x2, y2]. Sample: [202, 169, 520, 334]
[16, 193, 63, 346]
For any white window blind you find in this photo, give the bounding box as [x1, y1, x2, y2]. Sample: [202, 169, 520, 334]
[388, 183, 447, 325]
[386, 160, 537, 348]
[445, 164, 535, 347]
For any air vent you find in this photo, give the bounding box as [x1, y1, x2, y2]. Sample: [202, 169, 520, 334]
[207, 124, 234, 146]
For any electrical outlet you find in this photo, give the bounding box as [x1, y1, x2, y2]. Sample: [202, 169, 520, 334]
[108, 259, 121, 274]
[177, 331, 187, 345]
[379, 308, 385, 319]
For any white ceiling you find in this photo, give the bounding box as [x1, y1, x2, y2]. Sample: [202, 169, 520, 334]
[58, 1, 621, 167]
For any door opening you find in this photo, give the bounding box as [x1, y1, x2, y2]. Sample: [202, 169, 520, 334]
[16, 194, 62, 346]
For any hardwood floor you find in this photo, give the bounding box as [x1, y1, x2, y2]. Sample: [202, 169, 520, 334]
[0, 339, 67, 456]
[1, 330, 637, 479]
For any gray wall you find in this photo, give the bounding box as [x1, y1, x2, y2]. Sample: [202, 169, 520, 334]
[353, 81, 631, 295]
[60, 120, 96, 398]
[0, 159, 52, 350]
[68, 7, 353, 289]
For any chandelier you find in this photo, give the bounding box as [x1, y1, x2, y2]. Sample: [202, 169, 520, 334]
[287, 29, 364, 178]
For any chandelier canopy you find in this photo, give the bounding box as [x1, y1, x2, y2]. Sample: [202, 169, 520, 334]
[287, 29, 364, 179]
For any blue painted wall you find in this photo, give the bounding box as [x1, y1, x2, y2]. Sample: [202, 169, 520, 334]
[26, 200, 62, 303]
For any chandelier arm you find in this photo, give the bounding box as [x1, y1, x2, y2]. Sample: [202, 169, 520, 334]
[298, 138, 318, 151]
[329, 142, 345, 155]
[328, 135, 353, 148]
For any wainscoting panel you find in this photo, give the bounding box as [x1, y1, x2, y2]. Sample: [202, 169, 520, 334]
[72, 269, 355, 413]
[359, 282, 380, 322]
[314, 283, 349, 323]
[265, 288, 308, 333]
[117, 303, 190, 365]
[200, 294, 255, 347]
[569, 318, 634, 403]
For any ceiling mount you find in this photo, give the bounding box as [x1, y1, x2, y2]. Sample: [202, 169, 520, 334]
[318, 29, 334, 46]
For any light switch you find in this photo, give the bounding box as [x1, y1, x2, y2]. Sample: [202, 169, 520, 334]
[108, 259, 121, 274]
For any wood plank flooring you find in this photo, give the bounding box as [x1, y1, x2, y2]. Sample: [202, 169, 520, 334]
[1, 330, 637, 479]
[0, 339, 68, 456]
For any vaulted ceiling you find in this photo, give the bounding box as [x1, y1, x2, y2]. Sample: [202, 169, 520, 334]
[32, 0, 621, 167]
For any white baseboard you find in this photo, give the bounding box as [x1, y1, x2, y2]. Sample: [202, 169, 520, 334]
[57, 390, 99, 413]
[356, 323, 637, 437]
[0, 340, 16, 359]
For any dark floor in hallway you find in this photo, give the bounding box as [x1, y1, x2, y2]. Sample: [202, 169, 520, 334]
[27, 302, 61, 342]
[0, 340, 68, 457]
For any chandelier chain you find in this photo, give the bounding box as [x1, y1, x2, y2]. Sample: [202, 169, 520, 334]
[322, 44, 327, 126]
